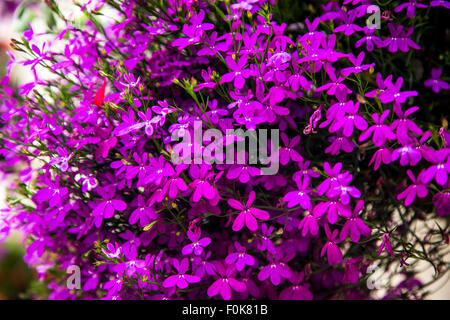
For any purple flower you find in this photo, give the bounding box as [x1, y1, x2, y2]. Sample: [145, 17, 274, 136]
[220, 55, 253, 89]
[397, 170, 429, 206]
[394, 0, 427, 18]
[320, 224, 343, 266]
[424, 68, 450, 93]
[207, 263, 246, 300]
[228, 190, 270, 232]
[283, 176, 312, 209]
[49, 147, 73, 172]
[339, 200, 372, 242]
[257, 253, 292, 286]
[279, 133, 303, 165]
[329, 100, 368, 137]
[279, 272, 313, 300]
[313, 198, 352, 225]
[359, 110, 396, 147]
[182, 229, 211, 256]
[225, 242, 255, 271]
[422, 149, 450, 185]
[341, 52, 375, 77]
[378, 233, 394, 257]
[92, 186, 127, 228]
[162, 258, 200, 289]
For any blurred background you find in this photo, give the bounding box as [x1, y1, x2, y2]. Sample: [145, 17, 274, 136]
[0, 0, 448, 300]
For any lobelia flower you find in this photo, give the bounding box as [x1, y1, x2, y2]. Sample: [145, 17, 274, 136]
[279, 271, 313, 300]
[359, 110, 396, 147]
[298, 213, 319, 237]
[207, 262, 246, 300]
[162, 258, 201, 289]
[92, 185, 127, 228]
[355, 26, 383, 52]
[220, 55, 254, 90]
[182, 229, 212, 256]
[279, 133, 303, 165]
[432, 186, 450, 217]
[397, 170, 429, 206]
[228, 190, 270, 232]
[49, 147, 73, 172]
[225, 242, 255, 271]
[313, 197, 352, 225]
[339, 200, 372, 242]
[340, 52, 375, 77]
[129, 195, 156, 227]
[257, 251, 292, 286]
[320, 224, 343, 266]
[378, 233, 394, 257]
[329, 100, 368, 137]
[34, 175, 68, 208]
[190, 164, 219, 203]
[343, 257, 361, 284]
[333, 9, 363, 36]
[424, 68, 450, 93]
[283, 176, 312, 209]
[325, 130, 357, 155]
[257, 223, 276, 254]
[116, 245, 146, 277]
[422, 148, 450, 185]
[394, 0, 427, 18]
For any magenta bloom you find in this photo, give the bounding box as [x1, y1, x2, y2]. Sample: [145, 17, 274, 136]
[220, 55, 253, 89]
[279, 133, 303, 165]
[162, 258, 200, 289]
[228, 191, 270, 231]
[92, 186, 127, 228]
[207, 263, 246, 300]
[424, 68, 450, 93]
[279, 272, 313, 300]
[397, 170, 429, 206]
[339, 200, 372, 242]
[257, 253, 292, 286]
[181, 229, 211, 256]
[225, 242, 255, 271]
[359, 110, 396, 147]
[283, 176, 312, 209]
[378, 233, 394, 257]
[422, 149, 450, 185]
[320, 224, 342, 266]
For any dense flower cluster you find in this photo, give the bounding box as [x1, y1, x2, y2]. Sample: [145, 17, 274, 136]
[0, 0, 449, 300]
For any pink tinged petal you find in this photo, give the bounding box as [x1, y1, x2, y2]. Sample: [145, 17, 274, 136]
[221, 281, 232, 300]
[247, 191, 256, 207]
[104, 203, 115, 218]
[245, 212, 258, 231]
[232, 212, 246, 231]
[177, 277, 189, 289]
[184, 275, 201, 284]
[162, 275, 179, 288]
[249, 208, 270, 220]
[436, 168, 448, 185]
[112, 200, 127, 211]
[228, 199, 244, 210]
[207, 279, 223, 297]
[198, 237, 211, 247]
[228, 278, 246, 292]
[182, 244, 194, 255]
